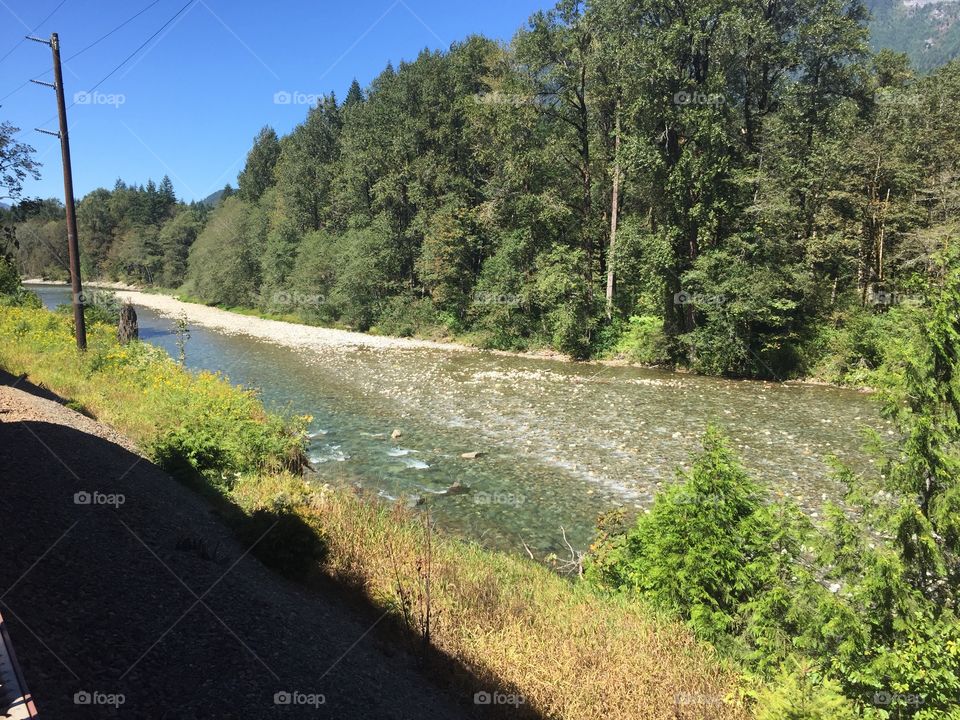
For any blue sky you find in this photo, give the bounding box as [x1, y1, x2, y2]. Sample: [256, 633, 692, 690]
[0, 0, 550, 203]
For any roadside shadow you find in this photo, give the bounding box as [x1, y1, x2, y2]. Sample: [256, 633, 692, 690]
[0, 377, 547, 720]
[0, 368, 69, 405]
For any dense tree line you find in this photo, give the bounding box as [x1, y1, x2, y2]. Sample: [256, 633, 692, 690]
[0, 176, 211, 287]
[4, 0, 960, 379]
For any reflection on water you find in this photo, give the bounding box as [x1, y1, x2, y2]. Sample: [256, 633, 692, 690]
[30, 285, 886, 556]
[137, 326, 174, 340]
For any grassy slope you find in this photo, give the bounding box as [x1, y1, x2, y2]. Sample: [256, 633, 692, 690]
[0, 305, 750, 720]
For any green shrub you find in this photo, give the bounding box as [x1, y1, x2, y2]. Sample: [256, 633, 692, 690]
[149, 425, 232, 486]
[0, 254, 20, 294]
[146, 395, 303, 487]
[587, 425, 960, 717]
[0, 288, 41, 309]
[0, 255, 41, 308]
[609, 315, 670, 364]
[679, 239, 808, 378]
[468, 230, 536, 351]
[0, 307, 306, 487]
[547, 304, 593, 359]
[55, 288, 121, 326]
[588, 261, 960, 717]
[531, 247, 598, 360]
[586, 427, 805, 647]
[372, 294, 446, 338]
[804, 304, 915, 386]
[755, 662, 861, 720]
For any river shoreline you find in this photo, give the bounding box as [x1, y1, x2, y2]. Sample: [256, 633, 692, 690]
[23, 279, 883, 551]
[0, 317, 747, 719]
[22, 278, 871, 391]
[24, 279, 473, 353]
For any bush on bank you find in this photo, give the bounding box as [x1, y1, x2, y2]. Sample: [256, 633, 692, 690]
[0, 305, 305, 483]
[587, 258, 960, 719]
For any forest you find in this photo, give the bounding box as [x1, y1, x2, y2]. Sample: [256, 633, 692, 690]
[3, 0, 960, 383]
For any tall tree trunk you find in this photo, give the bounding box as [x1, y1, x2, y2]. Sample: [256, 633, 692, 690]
[580, 136, 593, 284]
[878, 187, 890, 283]
[577, 58, 593, 285]
[605, 102, 622, 319]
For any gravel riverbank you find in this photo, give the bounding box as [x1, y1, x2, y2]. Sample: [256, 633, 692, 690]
[111, 290, 473, 353]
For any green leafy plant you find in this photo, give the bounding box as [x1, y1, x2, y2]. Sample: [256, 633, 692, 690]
[588, 253, 960, 717]
[586, 427, 806, 647]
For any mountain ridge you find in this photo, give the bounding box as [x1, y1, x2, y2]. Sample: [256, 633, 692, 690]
[869, 0, 960, 70]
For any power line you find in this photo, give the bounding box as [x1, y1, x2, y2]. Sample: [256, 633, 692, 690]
[63, 0, 164, 64]
[82, 0, 196, 98]
[0, 79, 33, 106]
[0, 0, 70, 65]
[32, 0, 196, 126]
[0, 0, 163, 106]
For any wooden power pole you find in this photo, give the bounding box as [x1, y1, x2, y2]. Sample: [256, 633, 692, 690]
[29, 32, 86, 351]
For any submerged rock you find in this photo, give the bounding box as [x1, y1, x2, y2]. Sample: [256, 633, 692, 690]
[444, 481, 470, 496]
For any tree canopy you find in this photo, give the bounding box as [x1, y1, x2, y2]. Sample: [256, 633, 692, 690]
[4, 0, 959, 380]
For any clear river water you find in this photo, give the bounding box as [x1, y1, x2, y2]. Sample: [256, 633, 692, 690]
[30, 284, 888, 557]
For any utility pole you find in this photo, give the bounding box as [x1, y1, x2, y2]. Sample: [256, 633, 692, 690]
[29, 32, 86, 351]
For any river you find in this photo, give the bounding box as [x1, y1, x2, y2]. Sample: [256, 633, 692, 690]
[29, 284, 887, 557]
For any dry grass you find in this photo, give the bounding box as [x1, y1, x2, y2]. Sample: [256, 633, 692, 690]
[234, 474, 751, 720]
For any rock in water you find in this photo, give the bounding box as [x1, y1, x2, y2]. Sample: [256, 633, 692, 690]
[391, 428, 403, 439]
[117, 303, 138, 344]
[460, 451, 483, 459]
[444, 481, 470, 496]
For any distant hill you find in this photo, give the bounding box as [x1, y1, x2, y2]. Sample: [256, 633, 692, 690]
[199, 186, 233, 208]
[869, 0, 960, 71]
